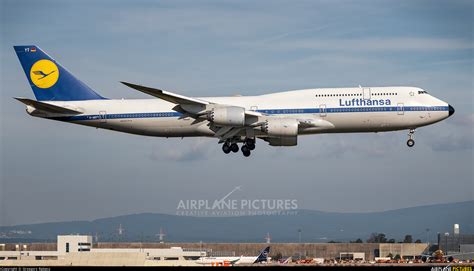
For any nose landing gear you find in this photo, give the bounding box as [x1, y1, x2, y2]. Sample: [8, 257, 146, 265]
[407, 129, 415, 147]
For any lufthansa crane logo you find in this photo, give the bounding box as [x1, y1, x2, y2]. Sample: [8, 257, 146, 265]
[29, 59, 59, 89]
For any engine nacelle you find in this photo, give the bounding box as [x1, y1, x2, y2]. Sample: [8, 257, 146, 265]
[261, 118, 299, 137]
[207, 106, 246, 127]
[265, 136, 298, 146]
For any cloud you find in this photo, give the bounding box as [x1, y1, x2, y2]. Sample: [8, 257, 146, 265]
[430, 132, 473, 152]
[149, 138, 215, 162]
[428, 113, 474, 152]
[295, 133, 399, 160]
[104, 4, 290, 38]
[245, 37, 473, 52]
[449, 112, 474, 127]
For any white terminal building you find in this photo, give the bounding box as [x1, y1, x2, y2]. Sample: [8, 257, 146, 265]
[0, 235, 207, 266]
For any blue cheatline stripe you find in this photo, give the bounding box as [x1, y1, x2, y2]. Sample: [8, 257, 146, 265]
[257, 106, 449, 114]
[53, 106, 449, 121]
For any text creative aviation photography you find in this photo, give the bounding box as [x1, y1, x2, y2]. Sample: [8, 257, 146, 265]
[14, 45, 454, 157]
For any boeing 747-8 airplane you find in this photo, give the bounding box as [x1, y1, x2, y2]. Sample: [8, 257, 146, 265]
[14, 45, 455, 157]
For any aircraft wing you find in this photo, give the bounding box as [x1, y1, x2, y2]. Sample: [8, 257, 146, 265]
[230, 257, 241, 265]
[442, 252, 474, 258]
[14, 97, 82, 115]
[121, 81, 265, 118]
[121, 81, 210, 105]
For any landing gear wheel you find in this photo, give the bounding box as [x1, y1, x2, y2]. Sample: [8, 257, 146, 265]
[222, 143, 231, 154]
[247, 142, 255, 150]
[241, 145, 251, 157]
[230, 143, 239, 153]
[245, 138, 256, 150]
[406, 129, 415, 148]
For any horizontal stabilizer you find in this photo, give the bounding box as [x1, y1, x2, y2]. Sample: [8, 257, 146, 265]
[14, 97, 82, 115]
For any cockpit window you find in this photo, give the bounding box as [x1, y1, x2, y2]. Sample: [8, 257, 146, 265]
[418, 90, 428, 94]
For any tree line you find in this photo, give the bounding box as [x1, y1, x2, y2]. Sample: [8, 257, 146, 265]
[328, 233, 422, 243]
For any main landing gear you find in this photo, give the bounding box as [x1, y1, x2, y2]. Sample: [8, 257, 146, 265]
[241, 145, 251, 157]
[407, 129, 415, 147]
[222, 138, 256, 157]
[222, 142, 239, 154]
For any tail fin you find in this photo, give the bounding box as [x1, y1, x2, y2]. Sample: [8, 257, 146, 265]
[254, 246, 270, 263]
[13, 45, 105, 101]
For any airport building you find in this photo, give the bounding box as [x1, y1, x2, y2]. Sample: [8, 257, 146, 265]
[0, 235, 207, 266]
[0, 235, 432, 266]
[437, 224, 474, 261]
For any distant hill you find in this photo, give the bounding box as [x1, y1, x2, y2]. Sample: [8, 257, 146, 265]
[1, 201, 472, 243]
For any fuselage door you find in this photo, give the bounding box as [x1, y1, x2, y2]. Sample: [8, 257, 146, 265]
[99, 111, 107, 123]
[319, 104, 327, 117]
[363, 88, 371, 100]
[397, 103, 404, 115]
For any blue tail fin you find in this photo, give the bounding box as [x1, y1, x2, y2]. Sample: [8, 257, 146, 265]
[254, 246, 270, 263]
[13, 45, 105, 101]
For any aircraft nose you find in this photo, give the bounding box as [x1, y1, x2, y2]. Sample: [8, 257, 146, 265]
[448, 105, 455, 116]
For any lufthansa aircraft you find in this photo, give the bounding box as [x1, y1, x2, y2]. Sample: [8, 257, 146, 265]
[14, 45, 455, 157]
[196, 246, 270, 266]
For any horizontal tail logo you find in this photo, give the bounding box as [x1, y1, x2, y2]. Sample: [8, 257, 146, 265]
[29, 59, 59, 89]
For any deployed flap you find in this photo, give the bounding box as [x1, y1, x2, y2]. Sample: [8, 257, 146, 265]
[14, 97, 82, 115]
[121, 81, 210, 105]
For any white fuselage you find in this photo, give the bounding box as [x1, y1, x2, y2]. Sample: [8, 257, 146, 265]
[30, 86, 451, 139]
[195, 256, 259, 266]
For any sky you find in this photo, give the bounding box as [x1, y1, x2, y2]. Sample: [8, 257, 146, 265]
[0, 0, 473, 226]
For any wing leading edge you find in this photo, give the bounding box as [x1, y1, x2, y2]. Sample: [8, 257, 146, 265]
[121, 81, 210, 106]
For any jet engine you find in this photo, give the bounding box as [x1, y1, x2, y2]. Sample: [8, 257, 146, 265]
[261, 118, 299, 146]
[261, 118, 299, 137]
[264, 136, 298, 146]
[207, 106, 246, 127]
